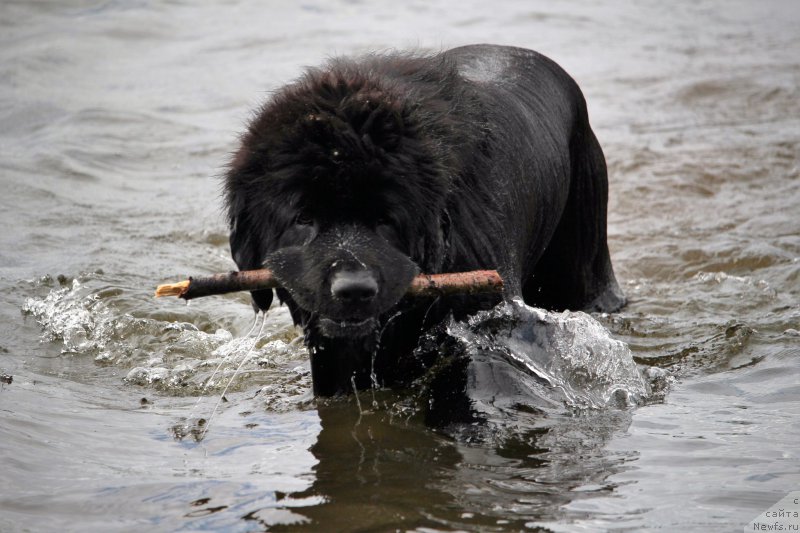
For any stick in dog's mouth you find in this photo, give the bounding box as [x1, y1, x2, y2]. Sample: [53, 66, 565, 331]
[155, 269, 503, 301]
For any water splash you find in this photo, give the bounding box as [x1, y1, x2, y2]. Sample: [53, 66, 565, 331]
[21, 276, 305, 395]
[22, 278, 119, 354]
[444, 299, 655, 410]
[199, 314, 268, 440]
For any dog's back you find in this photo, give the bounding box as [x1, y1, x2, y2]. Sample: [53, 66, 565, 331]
[442, 45, 624, 312]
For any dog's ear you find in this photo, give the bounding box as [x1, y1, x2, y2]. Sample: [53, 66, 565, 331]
[229, 199, 274, 313]
[418, 209, 451, 273]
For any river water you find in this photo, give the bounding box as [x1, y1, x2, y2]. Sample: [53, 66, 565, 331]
[1, 1, 798, 531]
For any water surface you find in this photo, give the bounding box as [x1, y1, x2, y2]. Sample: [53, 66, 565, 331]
[1, 1, 799, 531]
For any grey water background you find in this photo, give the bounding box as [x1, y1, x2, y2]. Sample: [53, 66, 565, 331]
[1, 0, 799, 531]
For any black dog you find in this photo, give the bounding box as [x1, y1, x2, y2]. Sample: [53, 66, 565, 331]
[224, 44, 624, 396]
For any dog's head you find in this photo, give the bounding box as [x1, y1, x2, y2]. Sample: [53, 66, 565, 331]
[264, 224, 419, 337]
[225, 60, 460, 338]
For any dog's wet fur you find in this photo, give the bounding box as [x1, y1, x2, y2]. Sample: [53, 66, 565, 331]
[225, 44, 625, 396]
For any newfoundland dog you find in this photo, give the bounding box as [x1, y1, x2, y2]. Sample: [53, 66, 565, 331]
[224, 44, 624, 396]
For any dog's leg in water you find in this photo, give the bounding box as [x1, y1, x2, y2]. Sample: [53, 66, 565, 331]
[200, 311, 267, 440]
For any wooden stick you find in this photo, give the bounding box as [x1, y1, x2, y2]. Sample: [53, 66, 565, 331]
[155, 269, 280, 300]
[155, 269, 503, 301]
[407, 271, 504, 298]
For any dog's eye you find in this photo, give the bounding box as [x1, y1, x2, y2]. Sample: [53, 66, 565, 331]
[295, 214, 314, 226]
[284, 214, 318, 246]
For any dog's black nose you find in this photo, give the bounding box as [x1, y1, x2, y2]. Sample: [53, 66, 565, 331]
[330, 270, 378, 303]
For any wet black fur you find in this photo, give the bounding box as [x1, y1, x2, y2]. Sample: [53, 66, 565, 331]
[225, 44, 625, 396]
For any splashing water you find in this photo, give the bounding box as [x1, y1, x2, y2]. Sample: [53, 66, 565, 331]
[443, 299, 659, 411]
[21, 276, 306, 397]
[22, 278, 121, 355]
[21, 274, 662, 443]
[198, 313, 268, 440]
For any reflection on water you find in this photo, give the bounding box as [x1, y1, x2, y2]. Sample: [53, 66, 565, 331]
[269, 401, 640, 531]
[2, 0, 799, 531]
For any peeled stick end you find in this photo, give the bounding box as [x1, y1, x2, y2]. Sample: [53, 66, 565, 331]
[154, 280, 191, 298]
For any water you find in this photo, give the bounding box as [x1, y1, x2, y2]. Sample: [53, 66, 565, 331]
[1, 0, 798, 531]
